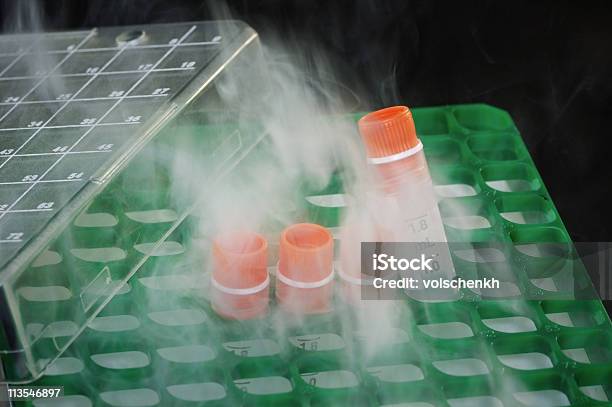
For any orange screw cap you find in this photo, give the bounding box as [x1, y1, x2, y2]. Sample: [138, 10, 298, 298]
[211, 231, 269, 320]
[276, 223, 334, 314]
[358, 106, 420, 160]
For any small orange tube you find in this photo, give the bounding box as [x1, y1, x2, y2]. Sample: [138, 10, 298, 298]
[338, 222, 392, 304]
[276, 223, 334, 314]
[211, 231, 269, 320]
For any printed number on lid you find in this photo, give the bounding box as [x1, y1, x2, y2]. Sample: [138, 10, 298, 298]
[6, 233, 24, 241]
[22, 174, 38, 182]
[152, 88, 170, 95]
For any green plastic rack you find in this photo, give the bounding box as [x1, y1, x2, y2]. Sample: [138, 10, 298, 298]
[15, 104, 612, 406]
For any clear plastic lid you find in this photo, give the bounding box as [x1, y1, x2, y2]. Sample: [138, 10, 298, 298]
[0, 20, 262, 383]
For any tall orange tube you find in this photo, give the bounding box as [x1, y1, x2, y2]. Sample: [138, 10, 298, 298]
[356, 106, 456, 302]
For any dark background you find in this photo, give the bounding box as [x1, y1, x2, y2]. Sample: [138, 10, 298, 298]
[2, 0, 612, 303]
[7, 0, 606, 241]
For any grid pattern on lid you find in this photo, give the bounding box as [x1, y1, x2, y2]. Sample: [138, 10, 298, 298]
[0, 22, 240, 270]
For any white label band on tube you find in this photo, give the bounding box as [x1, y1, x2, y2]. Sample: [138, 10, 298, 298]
[276, 267, 335, 289]
[211, 274, 270, 296]
[337, 267, 374, 286]
[368, 142, 423, 165]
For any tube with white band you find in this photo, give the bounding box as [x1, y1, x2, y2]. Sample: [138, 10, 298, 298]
[276, 223, 335, 314]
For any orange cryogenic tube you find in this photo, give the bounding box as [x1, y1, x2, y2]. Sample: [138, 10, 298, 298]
[358, 105, 429, 194]
[211, 231, 269, 320]
[357, 105, 456, 301]
[276, 223, 334, 314]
